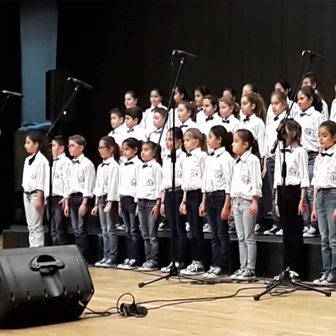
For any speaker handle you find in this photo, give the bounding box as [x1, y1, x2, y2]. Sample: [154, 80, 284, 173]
[30, 255, 65, 273]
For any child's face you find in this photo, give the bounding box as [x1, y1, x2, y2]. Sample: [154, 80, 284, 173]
[240, 96, 255, 116]
[232, 133, 247, 156]
[165, 131, 181, 151]
[51, 140, 64, 158]
[174, 88, 183, 105]
[302, 77, 316, 90]
[98, 140, 113, 160]
[178, 103, 190, 123]
[319, 126, 336, 150]
[203, 98, 216, 117]
[110, 113, 124, 129]
[24, 137, 38, 155]
[124, 93, 137, 109]
[223, 90, 233, 99]
[122, 144, 137, 160]
[271, 95, 286, 115]
[141, 143, 154, 162]
[194, 90, 203, 108]
[219, 101, 233, 119]
[150, 90, 162, 107]
[297, 91, 312, 112]
[125, 115, 137, 129]
[68, 140, 83, 158]
[183, 133, 198, 153]
[242, 84, 252, 96]
[207, 131, 220, 150]
[153, 112, 164, 129]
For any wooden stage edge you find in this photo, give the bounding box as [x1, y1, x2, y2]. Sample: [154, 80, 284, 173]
[0, 256, 336, 336]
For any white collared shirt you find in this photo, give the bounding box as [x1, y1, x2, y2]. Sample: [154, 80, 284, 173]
[239, 114, 266, 158]
[181, 147, 207, 191]
[294, 106, 323, 152]
[179, 118, 199, 134]
[136, 159, 162, 201]
[222, 114, 240, 134]
[126, 125, 147, 142]
[66, 154, 95, 198]
[148, 127, 167, 154]
[168, 108, 181, 128]
[229, 150, 262, 199]
[266, 98, 299, 125]
[162, 148, 186, 190]
[196, 109, 207, 128]
[141, 103, 167, 137]
[200, 113, 222, 138]
[45, 153, 71, 197]
[22, 151, 49, 193]
[202, 147, 233, 193]
[118, 156, 142, 199]
[311, 144, 336, 189]
[265, 111, 286, 158]
[93, 157, 119, 201]
[330, 99, 336, 122]
[274, 144, 310, 188]
[108, 123, 127, 147]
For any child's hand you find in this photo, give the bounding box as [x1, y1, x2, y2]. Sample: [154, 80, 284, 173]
[199, 202, 205, 217]
[135, 205, 139, 216]
[311, 208, 317, 222]
[179, 202, 186, 215]
[298, 200, 308, 215]
[35, 198, 43, 214]
[91, 205, 98, 216]
[221, 205, 230, 220]
[151, 204, 160, 221]
[104, 202, 112, 213]
[79, 203, 87, 217]
[58, 198, 66, 211]
[250, 201, 258, 217]
[160, 203, 165, 217]
[332, 208, 336, 222]
[118, 203, 122, 217]
[64, 204, 69, 217]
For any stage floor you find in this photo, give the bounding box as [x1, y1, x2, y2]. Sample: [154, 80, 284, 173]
[2, 265, 336, 336]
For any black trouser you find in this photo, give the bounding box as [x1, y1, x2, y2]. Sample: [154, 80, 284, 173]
[164, 188, 187, 264]
[206, 191, 230, 272]
[186, 189, 204, 262]
[278, 185, 304, 275]
[69, 193, 89, 261]
[47, 196, 68, 245]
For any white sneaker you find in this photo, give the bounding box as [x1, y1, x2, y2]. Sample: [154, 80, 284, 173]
[122, 259, 139, 270]
[117, 258, 130, 269]
[202, 266, 216, 278]
[160, 262, 182, 273]
[313, 272, 329, 285]
[230, 269, 244, 280]
[303, 226, 318, 238]
[185, 222, 190, 232]
[203, 223, 211, 233]
[180, 261, 196, 274]
[182, 261, 204, 275]
[95, 258, 107, 267]
[203, 267, 223, 279]
[275, 229, 283, 236]
[237, 269, 256, 281]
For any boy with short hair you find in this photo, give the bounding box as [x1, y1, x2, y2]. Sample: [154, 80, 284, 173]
[124, 107, 147, 142]
[108, 108, 127, 147]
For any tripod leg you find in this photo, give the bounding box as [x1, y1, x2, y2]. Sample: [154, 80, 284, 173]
[292, 281, 332, 297]
[253, 281, 282, 301]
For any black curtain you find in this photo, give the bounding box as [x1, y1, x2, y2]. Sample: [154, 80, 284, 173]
[56, 1, 336, 167]
[0, 1, 21, 231]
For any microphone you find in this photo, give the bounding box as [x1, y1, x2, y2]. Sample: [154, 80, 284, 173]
[0, 90, 23, 98]
[67, 77, 93, 90]
[119, 303, 148, 317]
[172, 50, 197, 58]
[301, 50, 324, 60]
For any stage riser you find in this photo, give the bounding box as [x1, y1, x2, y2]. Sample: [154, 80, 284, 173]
[2, 230, 322, 281]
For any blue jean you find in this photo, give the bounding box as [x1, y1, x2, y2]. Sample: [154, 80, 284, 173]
[232, 197, 257, 270]
[120, 196, 141, 261]
[316, 189, 336, 276]
[206, 191, 230, 271]
[186, 190, 204, 262]
[304, 152, 318, 229]
[99, 196, 118, 262]
[69, 193, 89, 260]
[138, 199, 159, 264]
[266, 158, 280, 228]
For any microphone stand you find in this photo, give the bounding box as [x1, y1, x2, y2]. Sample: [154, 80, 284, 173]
[254, 53, 331, 300]
[44, 85, 79, 245]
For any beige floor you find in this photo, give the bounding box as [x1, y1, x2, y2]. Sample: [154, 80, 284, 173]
[0, 261, 334, 336]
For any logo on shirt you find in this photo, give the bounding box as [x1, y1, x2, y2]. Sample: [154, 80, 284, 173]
[130, 179, 136, 187]
[176, 171, 182, 179]
[54, 173, 60, 180]
[31, 173, 36, 180]
[104, 175, 109, 186]
[241, 175, 250, 184]
[215, 170, 223, 180]
[190, 169, 199, 178]
[146, 179, 154, 187]
[305, 128, 314, 137]
[288, 168, 299, 177]
[329, 172, 336, 182]
[77, 170, 85, 183]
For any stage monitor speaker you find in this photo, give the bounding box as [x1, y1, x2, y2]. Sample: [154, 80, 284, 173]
[46, 69, 76, 123]
[0, 245, 94, 328]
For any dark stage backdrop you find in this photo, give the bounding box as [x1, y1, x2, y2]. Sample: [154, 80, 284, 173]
[56, 1, 336, 165]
